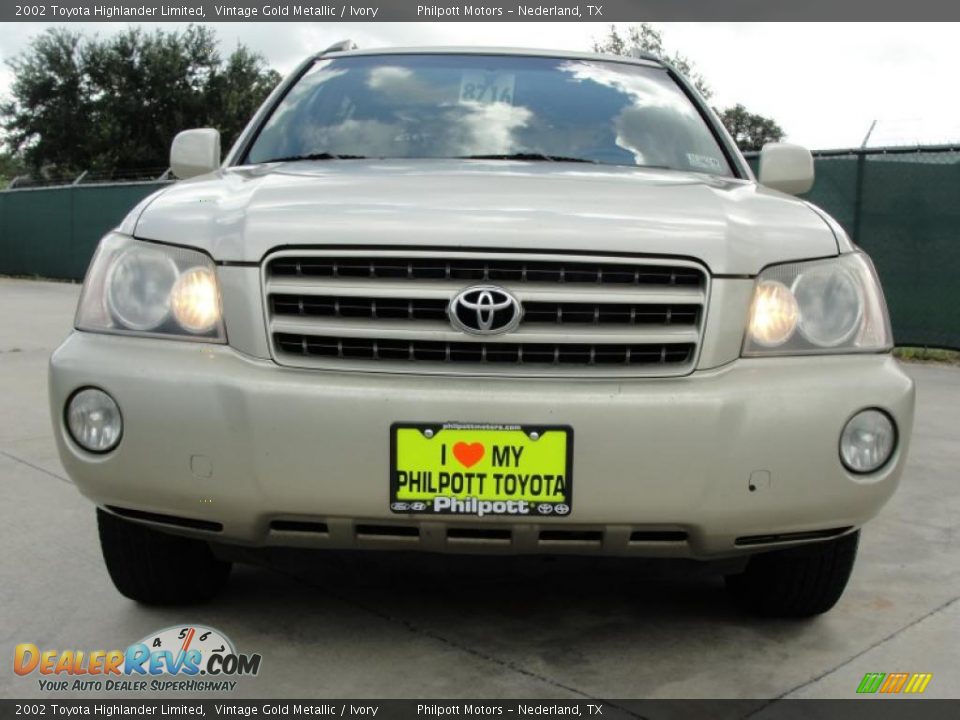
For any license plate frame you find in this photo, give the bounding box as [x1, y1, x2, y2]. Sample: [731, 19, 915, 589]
[389, 422, 574, 517]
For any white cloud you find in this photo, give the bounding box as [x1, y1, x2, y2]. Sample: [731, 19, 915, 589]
[0, 21, 957, 150]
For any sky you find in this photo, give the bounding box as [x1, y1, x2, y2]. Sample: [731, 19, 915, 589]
[0, 21, 957, 150]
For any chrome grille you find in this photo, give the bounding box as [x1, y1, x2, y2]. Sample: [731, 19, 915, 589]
[264, 251, 708, 377]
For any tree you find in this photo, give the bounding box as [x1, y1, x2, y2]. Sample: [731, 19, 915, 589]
[592, 24, 785, 152]
[210, 45, 284, 147]
[593, 24, 712, 100]
[719, 104, 785, 152]
[1, 26, 281, 176]
[0, 152, 26, 186]
[1, 29, 91, 175]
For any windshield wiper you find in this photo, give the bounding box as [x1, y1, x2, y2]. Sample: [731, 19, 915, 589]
[260, 152, 368, 163]
[457, 152, 599, 164]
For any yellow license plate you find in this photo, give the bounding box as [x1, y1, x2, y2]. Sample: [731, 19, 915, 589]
[390, 423, 573, 517]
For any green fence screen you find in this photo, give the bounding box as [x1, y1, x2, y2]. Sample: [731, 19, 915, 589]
[0, 182, 166, 281]
[803, 148, 957, 350]
[747, 146, 958, 349]
[1, 148, 958, 349]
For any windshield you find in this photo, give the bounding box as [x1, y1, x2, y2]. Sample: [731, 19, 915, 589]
[244, 54, 734, 176]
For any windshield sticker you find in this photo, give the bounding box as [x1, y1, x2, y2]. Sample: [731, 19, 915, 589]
[686, 153, 724, 172]
[459, 71, 516, 105]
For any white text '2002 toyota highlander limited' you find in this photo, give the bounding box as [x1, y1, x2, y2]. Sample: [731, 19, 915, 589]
[49, 45, 915, 616]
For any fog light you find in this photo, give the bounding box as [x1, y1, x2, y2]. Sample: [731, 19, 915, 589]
[66, 388, 122, 453]
[840, 409, 895, 473]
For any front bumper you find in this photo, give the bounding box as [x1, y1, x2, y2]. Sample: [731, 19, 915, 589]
[49, 332, 915, 558]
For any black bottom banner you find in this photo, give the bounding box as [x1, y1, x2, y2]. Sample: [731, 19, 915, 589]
[0, 700, 958, 720]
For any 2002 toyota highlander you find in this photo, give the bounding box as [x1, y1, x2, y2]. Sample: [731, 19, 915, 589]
[49, 44, 916, 616]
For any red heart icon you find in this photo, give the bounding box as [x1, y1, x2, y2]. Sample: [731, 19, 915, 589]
[452, 442, 485, 468]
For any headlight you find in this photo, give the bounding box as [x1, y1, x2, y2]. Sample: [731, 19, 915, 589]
[171, 267, 221, 333]
[76, 234, 225, 342]
[106, 245, 178, 331]
[793, 265, 862, 346]
[743, 253, 891, 356]
[747, 281, 799, 347]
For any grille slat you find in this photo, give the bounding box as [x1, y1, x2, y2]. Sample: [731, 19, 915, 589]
[275, 333, 693, 367]
[271, 294, 699, 326]
[265, 252, 707, 376]
[267, 278, 704, 306]
[270, 257, 703, 286]
[269, 316, 700, 345]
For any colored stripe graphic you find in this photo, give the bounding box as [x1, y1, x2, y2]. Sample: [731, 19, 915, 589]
[904, 673, 933, 694]
[857, 673, 886, 693]
[857, 671, 932, 694]
[880, 672, 910, 693]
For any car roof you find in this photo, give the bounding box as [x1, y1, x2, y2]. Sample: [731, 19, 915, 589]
[318, 44, 665, 69]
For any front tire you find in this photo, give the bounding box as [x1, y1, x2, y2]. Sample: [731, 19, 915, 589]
[726, 531, 860, 617]
[97, 509, 231, 604]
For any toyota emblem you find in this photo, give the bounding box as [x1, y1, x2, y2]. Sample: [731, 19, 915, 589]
[448, 285, 522, 335]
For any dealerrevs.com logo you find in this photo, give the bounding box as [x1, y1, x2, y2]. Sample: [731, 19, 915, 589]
[14, 625, 261, 693]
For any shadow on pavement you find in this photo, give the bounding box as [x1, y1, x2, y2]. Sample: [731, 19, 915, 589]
[213, 550, 752, 625]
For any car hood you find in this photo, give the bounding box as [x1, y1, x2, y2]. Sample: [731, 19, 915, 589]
[131, 160, 838, 275]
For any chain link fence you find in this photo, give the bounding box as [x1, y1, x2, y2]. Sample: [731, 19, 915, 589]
[6, 167, 172, 190]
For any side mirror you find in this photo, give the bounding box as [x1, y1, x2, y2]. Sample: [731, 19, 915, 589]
[170, 128, 221, 179]
[758, 142, 814, 195]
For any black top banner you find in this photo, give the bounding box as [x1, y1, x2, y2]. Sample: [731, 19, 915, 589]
[4, 0, 960, 22]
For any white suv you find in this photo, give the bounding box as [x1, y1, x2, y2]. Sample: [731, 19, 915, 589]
[49, 45, 915, 616]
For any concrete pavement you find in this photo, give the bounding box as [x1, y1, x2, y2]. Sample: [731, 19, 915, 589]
[1, 278, 957, 700]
